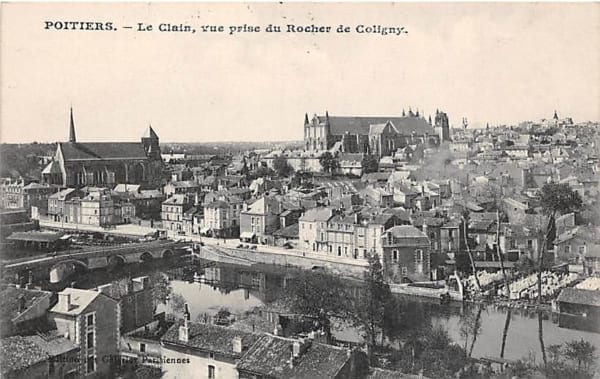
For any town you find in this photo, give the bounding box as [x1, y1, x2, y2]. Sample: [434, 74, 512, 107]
[0, 107, 598, 379]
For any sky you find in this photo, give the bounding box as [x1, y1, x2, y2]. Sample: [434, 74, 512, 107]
[1, 2, 599, 143]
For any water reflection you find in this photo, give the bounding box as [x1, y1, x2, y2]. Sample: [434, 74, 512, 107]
[45, 259, 600, 362]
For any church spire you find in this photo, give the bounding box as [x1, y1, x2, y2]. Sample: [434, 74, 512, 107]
[69, 107, 76, 143]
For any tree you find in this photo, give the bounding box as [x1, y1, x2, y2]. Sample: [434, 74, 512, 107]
[461, 211, 481, 292]
[283, 270, 351, 342]
[319, 152, 339, 174]
[354, 254, 393, 347]
[361, 154, 379, 174]
[564, 339, 596, 371]
[536, 183, 583, 305]
[273, 156, 294, 177]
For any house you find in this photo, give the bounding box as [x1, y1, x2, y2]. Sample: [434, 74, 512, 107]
[0, 286, 52, 338]
[239, 196, 283, 244]
[202, 200, 239, 238]
[48, 287, 120, 377]
[299, 207, 335, 252]
[47, 188, 85, 222]
[80, 191, 115, 226]
[96, 276, 154, 334]
[360, 186, 393, 208]
[555, 226, 599, 266]
[557, 287, 600, 332]
[161, 194, 193, 233]
[0, 179, 57, 215]
[237, 334, 357, 379]
[0, 332, 79, 379]
[160, 317, 260, 379]
[381, 225, 431, 283]
[163, 181, 199, 198]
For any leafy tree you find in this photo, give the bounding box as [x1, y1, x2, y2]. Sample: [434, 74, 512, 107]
[361, 154, 379, 174]
[564, 339, 596, 371]
[319, 152, 339, 174]
[536, 183, 583, 305]
[354, 254, 393, 347]
[283, 270, 351, 342]
[273, 156, 294, 177]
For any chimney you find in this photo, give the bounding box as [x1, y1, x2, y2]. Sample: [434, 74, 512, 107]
[179, 304, 190, 343]
[232, 336, 243, 354]
[292, 341, 301, 358]
[97, 283, 113, 296]
[17, 295, 26, 313]
[132, 276, 149, 292]
[58, 292, 71, 312]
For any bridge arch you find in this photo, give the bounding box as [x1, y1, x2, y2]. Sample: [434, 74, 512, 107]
[162, 249, 174, 259]
[49, 260, 89, 284]
[107, 255, 126, 267]
[140, 252, 154, 262]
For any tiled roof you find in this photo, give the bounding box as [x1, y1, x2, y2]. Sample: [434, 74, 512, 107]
[161, 320, 259, 358]
[386, 225, 428, 240]
[300, 207, 334, 222]
[60, 142, 147, 161]
[557, 288, 600, 307]
[0, 287, 51, 324]
[0, 336, 49, 375]
[7, 231, 65, 243]
[236, 335, 351, 379]
[273, 223, 299, 238]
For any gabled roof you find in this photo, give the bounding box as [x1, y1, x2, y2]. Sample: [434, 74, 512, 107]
[236, 334, 351, 379]
[0, 287, 51, 325]
[300, 207, 334, 222]
[49, 288, 105, 316]
[0, 336, 49, 376]
[386, 225, 428, 240]
[161, 320, 259, 358]
[557, 287, 600, 307]
[142, 126, 159, 139]
[59, 142, 147, 161]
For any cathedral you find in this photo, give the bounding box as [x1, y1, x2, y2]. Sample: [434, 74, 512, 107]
[42, 109, 163, 188]
[303, 109, 450, 157]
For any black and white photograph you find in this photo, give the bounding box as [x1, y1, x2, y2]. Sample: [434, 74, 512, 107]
[0, 2, 599, 378]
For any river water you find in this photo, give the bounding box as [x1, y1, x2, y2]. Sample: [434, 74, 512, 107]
[61, 258, 599, 362]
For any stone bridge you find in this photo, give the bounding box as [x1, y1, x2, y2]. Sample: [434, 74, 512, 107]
[2, 240, 190, 284]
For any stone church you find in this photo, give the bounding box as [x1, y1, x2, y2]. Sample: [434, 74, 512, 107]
[304, 109, 450, 157]
[42, 109, 163, 188]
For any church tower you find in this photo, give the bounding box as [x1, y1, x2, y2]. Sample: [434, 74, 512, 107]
[434, 109, 450, 142]
[68, 107, 77, 143]
[142, 125, 161, 160]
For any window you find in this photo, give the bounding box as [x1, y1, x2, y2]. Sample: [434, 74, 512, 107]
[86, 355, 95, 374]
[401, 266, 408, 276]
[87, 314, 94, 326]
[527, 239, 533, 249]
[208, 365, 216, 378]
[565, 245, 572, 253]
[140, 343, 146, 353]
[209, 352, 215, 359]
[416, 249, 423, 262]
[87, 331, 94, 349]
[578, 246, 586, 254]
[338, 247, 342, 256]
[392, 250, 398, 261]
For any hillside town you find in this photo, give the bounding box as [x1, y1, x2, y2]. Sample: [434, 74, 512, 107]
[0, 107, 599, 379]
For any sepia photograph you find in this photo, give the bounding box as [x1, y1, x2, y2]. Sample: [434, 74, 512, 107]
[0, 2, 599, 378]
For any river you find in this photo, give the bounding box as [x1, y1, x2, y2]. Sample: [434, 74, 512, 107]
[57, 258, 599, 362]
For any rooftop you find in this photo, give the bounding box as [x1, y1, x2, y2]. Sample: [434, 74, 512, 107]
[236, 334, 351, 379]
[161, 320, 260, 359]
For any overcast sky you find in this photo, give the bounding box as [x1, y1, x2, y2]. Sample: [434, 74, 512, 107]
[1, 2, 599, 143]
